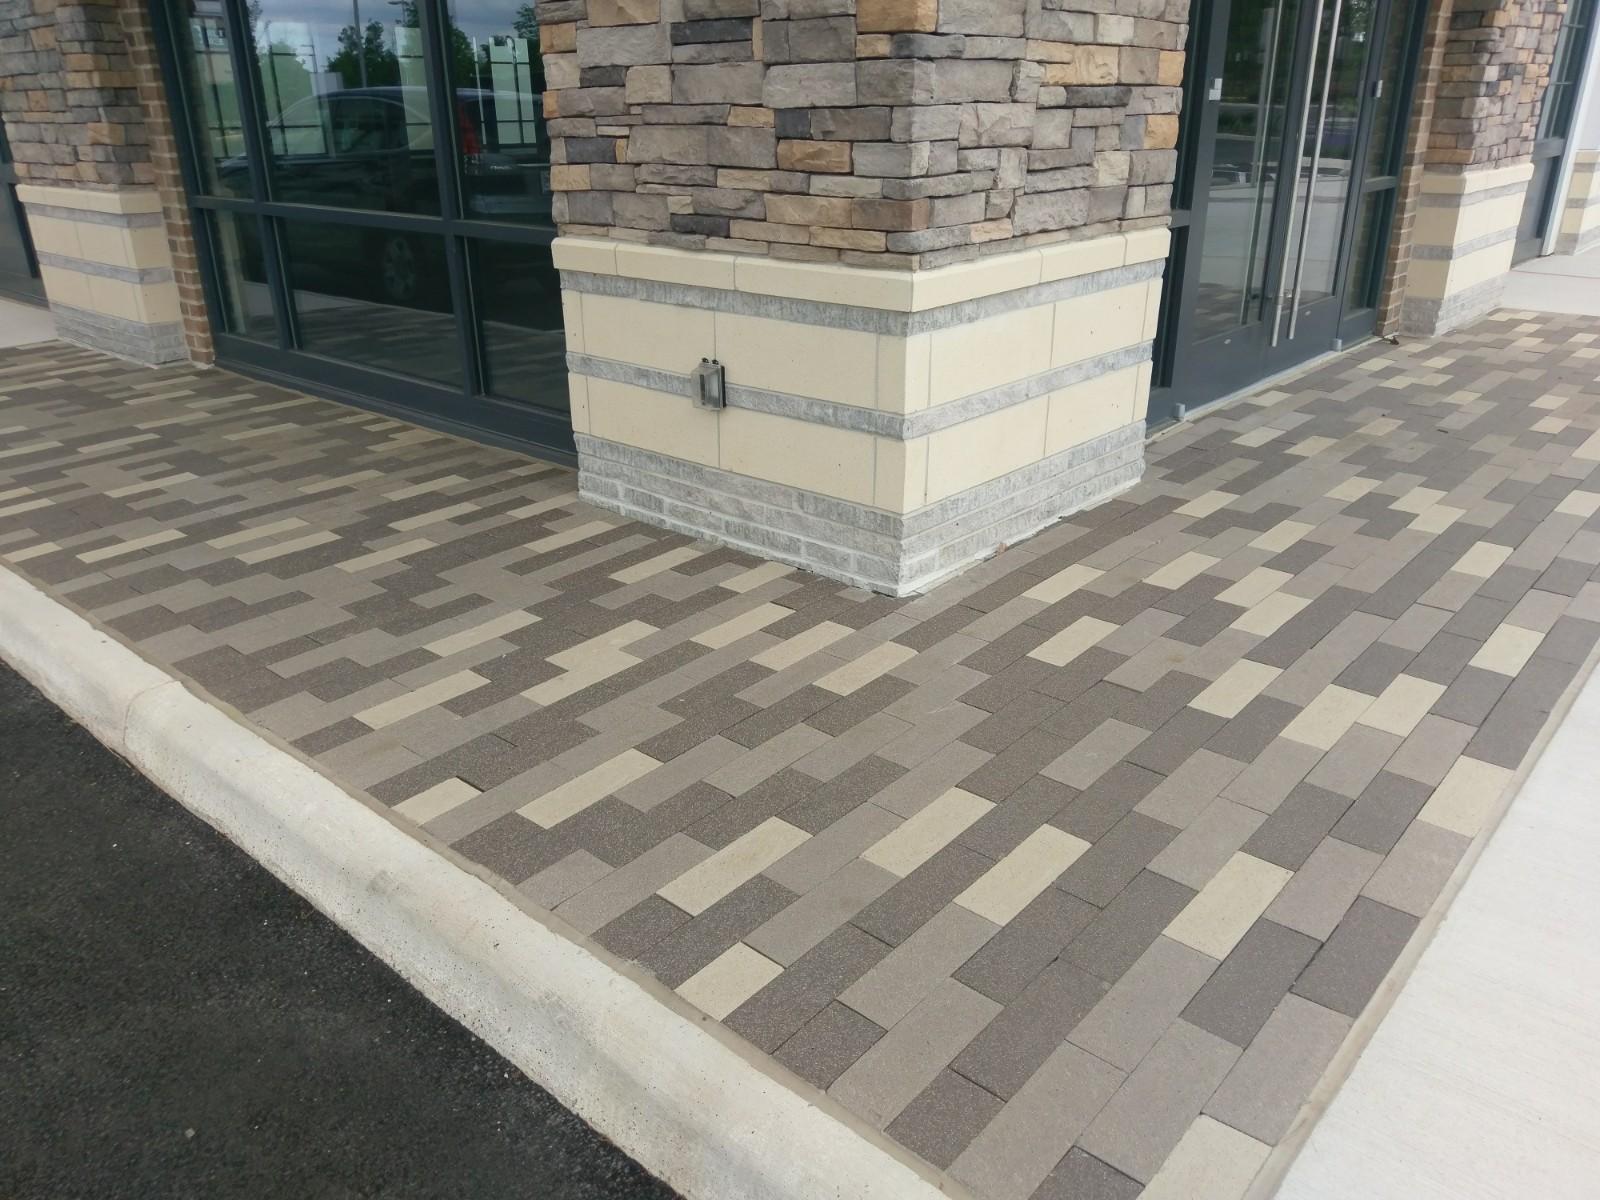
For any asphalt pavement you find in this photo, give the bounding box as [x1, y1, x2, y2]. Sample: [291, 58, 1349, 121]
[0, 662, 678, 1200]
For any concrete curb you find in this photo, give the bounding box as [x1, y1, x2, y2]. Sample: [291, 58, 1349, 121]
[0, 564, 959, 1200]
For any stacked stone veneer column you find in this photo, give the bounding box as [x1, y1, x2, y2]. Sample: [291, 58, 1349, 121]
[539, 0, 1184, 593]
[1402, 0, 1566, 335]
[0, 0, 192, 363]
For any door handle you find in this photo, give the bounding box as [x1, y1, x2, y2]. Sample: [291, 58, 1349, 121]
[1288, 0, 1346, 340]
[1272, 0, 1333, 346]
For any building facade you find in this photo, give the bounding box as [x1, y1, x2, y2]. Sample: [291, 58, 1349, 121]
[1, 0, 1597, 592]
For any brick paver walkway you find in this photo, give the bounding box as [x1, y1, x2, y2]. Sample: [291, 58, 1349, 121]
[4, 311, 1599, 1198]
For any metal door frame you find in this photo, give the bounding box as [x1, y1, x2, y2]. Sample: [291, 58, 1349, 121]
[1152, 0, 1426, 426]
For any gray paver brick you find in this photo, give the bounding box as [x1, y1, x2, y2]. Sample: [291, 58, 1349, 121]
[1148, 798, 1267, 890]
[1264, 836, 1383, 939]
[829, 977, 1000, 1129]
[954, 886, 1098, 1005]
[1078, 1019, 1241, 1183]
[951, 1044, 1125, 1200]
[1057, 811, 1179, 907]
[771, 1001, 885, 1090]
[1180, 918, 1320, 1048]
[1205, 993, 1352, 1144]
[1243, 782, 1355, 870]
[952, 958, 1108, 1099]
[1294, 897, 1419, 1017]
[1063, 869, 1197, 984]
[886, 1069, 1006, 1170]
[839, 903, 998, 1028]
[1361, 819, 1472, 917]
[1028, 1149, 1143, 1200]
[747, 858, 897, 966]
[1069, 935, 1219, 1071]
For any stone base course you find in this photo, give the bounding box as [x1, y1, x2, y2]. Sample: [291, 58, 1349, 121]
[557, 229, 1165, 592]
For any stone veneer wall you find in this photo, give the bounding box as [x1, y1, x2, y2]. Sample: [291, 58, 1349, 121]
[1431, 0, 1567, 168]
[536, 0, 1187, 270]
[0, 0, 202, 363]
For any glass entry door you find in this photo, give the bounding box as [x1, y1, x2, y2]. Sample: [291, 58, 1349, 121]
[1152, 0, 1421, 423]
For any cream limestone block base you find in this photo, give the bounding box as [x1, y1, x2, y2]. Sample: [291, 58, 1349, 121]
[558, 229, 1168, 595]
[1401, 162, 1534, 337]
[16, 184, 187, 365]
[1557, 151, 1600, 256]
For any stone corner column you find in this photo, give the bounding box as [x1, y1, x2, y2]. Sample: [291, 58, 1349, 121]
[540, 0, 1184, 593]
[0, 0, 196, 365]
[1399, 0, 1566, 337]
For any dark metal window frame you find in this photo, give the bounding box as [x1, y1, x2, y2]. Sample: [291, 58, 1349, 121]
[148, 0, 574, 463]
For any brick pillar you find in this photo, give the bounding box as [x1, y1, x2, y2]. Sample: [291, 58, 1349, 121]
[1378, 0, 1455, 338]
[121, 0, 213, 364]
[0, 0, 196, 363]
[540, 0, 1186, 594]
[1398, 0, 1568, 335]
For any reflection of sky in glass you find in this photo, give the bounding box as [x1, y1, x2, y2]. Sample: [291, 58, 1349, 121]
[243, 0, 535, 71]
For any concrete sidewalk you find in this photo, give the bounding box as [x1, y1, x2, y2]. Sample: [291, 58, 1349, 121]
[0, 298, 55, 349]
[2, 307, 1599, 1199]
[1500, 246, 1600, 317]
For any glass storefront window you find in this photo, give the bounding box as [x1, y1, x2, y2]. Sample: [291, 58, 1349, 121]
[161, 0, 574, 456]
[172, 0, 251, 198]
[208, 211, 277, 339]
[445, 0, 553, 226]
[280, 218, 461, 386]
[473, 239, 566, 411]
[246, 0, 440, 213]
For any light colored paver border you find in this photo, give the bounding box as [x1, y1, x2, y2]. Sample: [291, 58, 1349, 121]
[0, 563, 966, 1200]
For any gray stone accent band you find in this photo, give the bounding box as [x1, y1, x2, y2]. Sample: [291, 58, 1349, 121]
[561, 258, 1164, 338]
[566, 341, 1153, 441]
[50, 303, 188, 366]
[1399, 273, 1507, 338]
[576, 420, 1146, 596]
[1410, 226, 1517, 261]
[1416, 181, 1529, 208]
[21, 201, 167, 229]
[35, 250, 174, 285]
